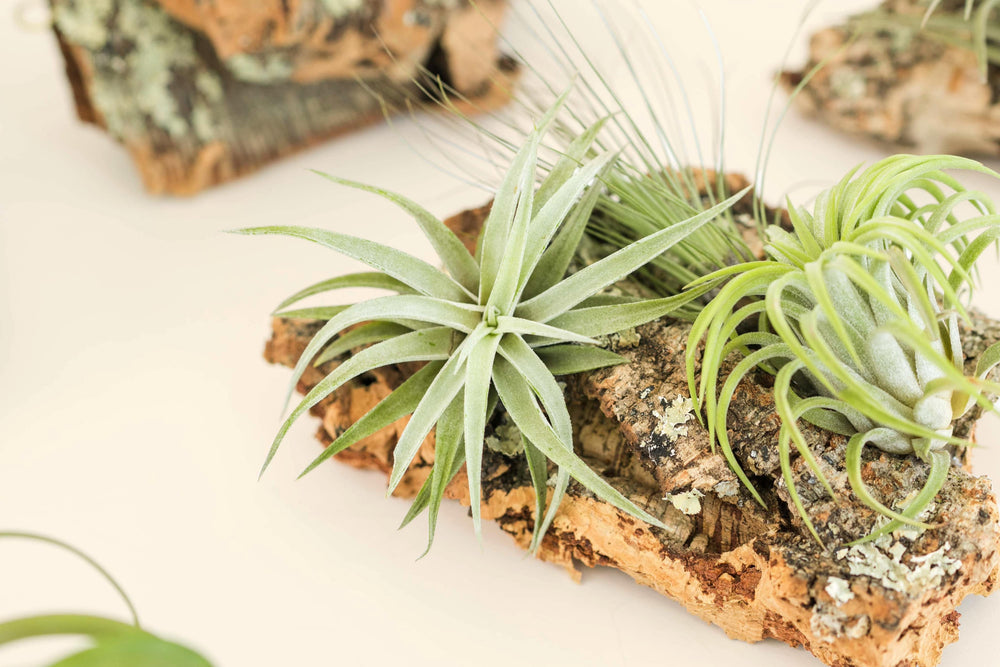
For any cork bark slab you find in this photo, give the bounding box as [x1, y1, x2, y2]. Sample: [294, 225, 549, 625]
[49, 0, 515, 195]
[262, 204, 1000, 667]
[782, 0, 1000, 156]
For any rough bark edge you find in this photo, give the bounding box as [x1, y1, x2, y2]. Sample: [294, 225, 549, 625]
[782, 2, 1000, 156]
[49, 0, 518, 195]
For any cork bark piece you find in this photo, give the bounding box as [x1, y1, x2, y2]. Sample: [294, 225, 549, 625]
[261, 204, 1000, 667]
[49, 0, 515, 195]
[782, 0, 1000, 156]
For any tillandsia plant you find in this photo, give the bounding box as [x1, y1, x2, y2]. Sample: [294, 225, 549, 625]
[392, 3, 757, 317]
[687, 154, 1000, 544]
[0, 532, 212, 666]
[240, 100, 747, 553]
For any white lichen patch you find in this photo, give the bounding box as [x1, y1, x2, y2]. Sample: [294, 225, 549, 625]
[836, 539, 962, 596]
[484, 418, 523, 457]
[664, 489, 704, 515]
[811, 602, 870, 644]
[713, 480, 740, 498]
[56, 0, 226, 142]
[829, 69, 866, 101]
[825, 577, 855, 605]
[651, 395, 693, 444]
[53, 0, 115, 50]
[320, 0, 366, 15]
[225, 53, 296, 84]
[597, 328, 641, 351]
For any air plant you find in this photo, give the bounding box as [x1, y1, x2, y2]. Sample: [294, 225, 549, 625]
[687, 154, 1000, 543]
[0, 532, 212, 666]
[240, 101, 746, 553]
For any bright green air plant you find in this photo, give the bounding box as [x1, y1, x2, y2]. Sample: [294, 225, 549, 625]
[0, 532, 212, 666]
[687, 154, 1000, 543]
[241, 103, 746, 553]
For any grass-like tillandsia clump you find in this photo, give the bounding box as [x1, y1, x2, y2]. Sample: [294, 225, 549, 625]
[0, 532, 212, 666]
[687, 154, 1000, 544]
[240, 101, 747, 553]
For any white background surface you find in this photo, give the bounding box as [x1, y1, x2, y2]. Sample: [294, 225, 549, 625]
[2, 1, 1000, 665]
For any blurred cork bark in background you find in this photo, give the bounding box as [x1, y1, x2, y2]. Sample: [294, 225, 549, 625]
[782, 0, 1000, 156]
[50, 0, 515, 195]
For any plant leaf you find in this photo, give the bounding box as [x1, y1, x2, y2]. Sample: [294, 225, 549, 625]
[517, 189, 748, 323]
[280, 296, 477, 415]
[265, 328, 456, 476]
[313, 322, 412, 367]
[273, 272, 414, 313]
[421, 395, 466, 556]
[387, 350, 469, 494]
[234, 226, 473, 303]
[299, 361, 445, 478]
[311, 173, 481, 293]
[462, 333, 503, 539]
[534, 344, 627, 375]
[546, 284, 712, 338]
[493, 357, 668, 530]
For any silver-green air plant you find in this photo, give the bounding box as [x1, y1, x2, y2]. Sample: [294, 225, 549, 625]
[240, 104, 746, 553]
[687, 154, 1000, 544]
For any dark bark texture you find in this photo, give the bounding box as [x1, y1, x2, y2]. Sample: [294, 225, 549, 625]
[262, 202, 1000, 667]
[50, 0, 515, 194]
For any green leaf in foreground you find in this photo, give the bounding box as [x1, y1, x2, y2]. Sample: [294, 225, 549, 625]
[245, 101, 747, 553]
[0, 533, 213, 667]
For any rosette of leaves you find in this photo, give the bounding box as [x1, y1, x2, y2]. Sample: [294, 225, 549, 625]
[240, 107, 746, 553]
[0, 532, 212, 666]
[687, 154, 1000, 543]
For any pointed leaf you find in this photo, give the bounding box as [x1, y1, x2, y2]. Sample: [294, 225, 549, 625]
[311, 173, 481, 293]
[265, 328, 455, 476]
[313, 322, 412, 366]
[517, 189, 748, 323]
[463, 333, 503, 538]
[300, 361, 445, 478]
[273, 272, 414, 313]
[546, 284, 712, 338]
[534, 344, 628, 376]
[493, 357, 668, 530]
[387, 351, 469, 493]
[235, 226, 472, 303]
[280, 295, 477, 415]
